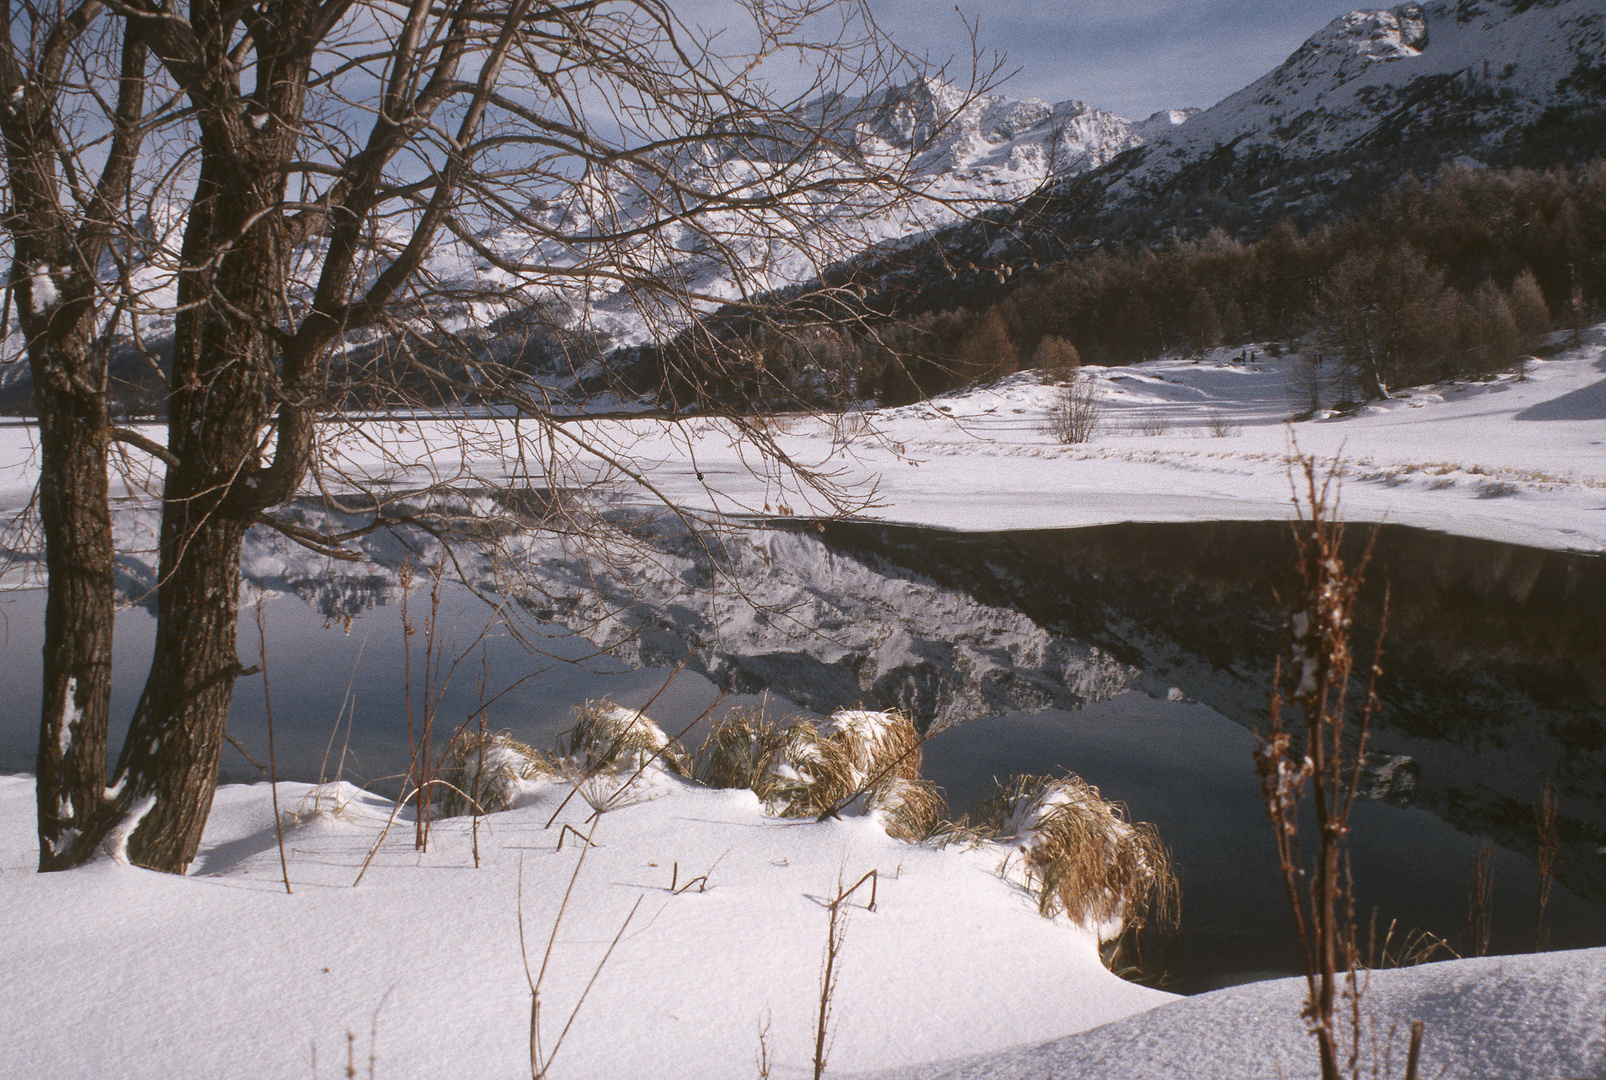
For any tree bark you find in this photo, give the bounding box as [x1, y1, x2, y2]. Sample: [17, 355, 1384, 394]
[29, 326, 118, 869]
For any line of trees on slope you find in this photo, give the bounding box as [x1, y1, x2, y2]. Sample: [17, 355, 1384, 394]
[670, 160, 1606, 406]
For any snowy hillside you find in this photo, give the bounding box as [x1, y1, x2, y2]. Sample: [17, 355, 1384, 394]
[0, 79, 1149, 379]
[500, 78, 1149, 348]
[850, 0, 1606, 312]
[1101, 0, 1606, 206]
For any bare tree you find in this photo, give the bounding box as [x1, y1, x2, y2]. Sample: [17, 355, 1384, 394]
[1043, 369, 1101, 444]
[3, 0, 995, 871]
[1316, 244, 1449, 399]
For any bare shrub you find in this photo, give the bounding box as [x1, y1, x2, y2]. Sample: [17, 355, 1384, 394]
[1205, 409, 1241, 437]
[1044, 373, 1103, 444]
[975, 774, 1177, 938]
[1289, 353, 1331, 418]
[1133, 415, 1171, 437]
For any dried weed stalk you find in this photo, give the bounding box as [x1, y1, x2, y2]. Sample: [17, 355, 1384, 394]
[1469, 840, 1496, 958]
[1254, 455, 1388, 1080]
[1534, 782, 1560, 952]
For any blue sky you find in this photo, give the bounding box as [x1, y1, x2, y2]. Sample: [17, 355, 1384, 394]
[865, 0, 1354, 117]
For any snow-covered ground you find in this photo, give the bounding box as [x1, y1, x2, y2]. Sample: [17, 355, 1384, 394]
[8, 330, 1597, 559]
[764, 333, 1606, 552]
[1, 768, 1600, 1080]
[0, 771, 1168, 1079]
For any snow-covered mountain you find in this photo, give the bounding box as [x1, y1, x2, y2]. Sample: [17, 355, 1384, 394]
[458, 79, 1152, 352]
[9, 1, 1605, 410]
[0, 79, 1157, 412]
[846, 0, 1606, 320]
[1092, 0, 1606, 219]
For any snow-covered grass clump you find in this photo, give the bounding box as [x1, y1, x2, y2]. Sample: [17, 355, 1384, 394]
[763, 707, 946, 842]
[437, 729, 556, 816]
[972, 774, 1176, 942]
[559, 698, 692, 777]
[434, 702, 1170, 936]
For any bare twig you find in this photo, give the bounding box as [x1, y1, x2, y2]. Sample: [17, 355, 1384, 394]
[255, 598, 292, 895]
[814, 877, 852, 1080]
[517, 822, 643, 1079]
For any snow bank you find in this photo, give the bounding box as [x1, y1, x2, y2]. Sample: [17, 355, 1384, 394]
[864, 946, 1606, 1079]
[0, 773, 1163, 1079]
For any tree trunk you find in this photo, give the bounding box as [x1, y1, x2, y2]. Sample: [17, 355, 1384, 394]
[112, 508, 248, 871]
[30, 338, 117, 870]
[107, 123, 290, 872]
[2, 12, 153, 868]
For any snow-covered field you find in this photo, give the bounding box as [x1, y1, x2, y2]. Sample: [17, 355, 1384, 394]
[1, 333, 1603, 1078]
[6, 329, 1599, 559]
[734, 331, 1606, 552]
[0, 768, 1599, 1080]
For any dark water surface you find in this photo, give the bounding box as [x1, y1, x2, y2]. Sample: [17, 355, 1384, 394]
[0, 586, 738, 791]
[813, 519, 1606, 991]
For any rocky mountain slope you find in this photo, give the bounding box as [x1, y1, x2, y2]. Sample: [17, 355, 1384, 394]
[850, 0, 1606, 319]
[0, 78, 1158, 412]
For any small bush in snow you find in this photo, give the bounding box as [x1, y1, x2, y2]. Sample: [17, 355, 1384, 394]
[1205, 408, 1240, 437]
[1043, 372, 1103, 444]
[974, 774, 1176, 940]
[438, 730, 555, 817]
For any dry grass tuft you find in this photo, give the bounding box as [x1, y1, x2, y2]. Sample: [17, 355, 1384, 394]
[871, 775, 946, 842]
[694, 707, 787, 795]
[696, 705, 944, 841]
[769, 719, 862, 815]
[438, 730, 555, 817]
[767, 708, 926, 820]
[560, 699, 691, 777]
[976, 774, 1177, 937]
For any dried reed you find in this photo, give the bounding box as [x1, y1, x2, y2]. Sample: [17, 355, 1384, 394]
[560, 700, 691, 777]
